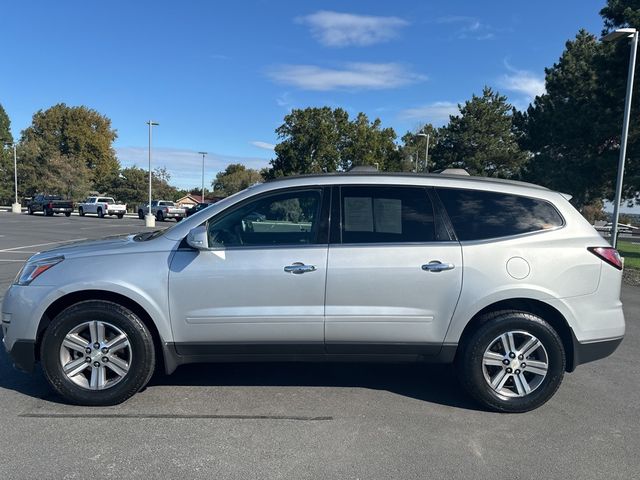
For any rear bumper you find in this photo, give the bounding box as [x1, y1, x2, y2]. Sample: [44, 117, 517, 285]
[571, 333, 623, 370]
[52, 207, 72, 213]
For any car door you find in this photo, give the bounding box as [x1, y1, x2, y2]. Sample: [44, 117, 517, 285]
[168, 187, 330, 354]
[324, 185, 463, 355]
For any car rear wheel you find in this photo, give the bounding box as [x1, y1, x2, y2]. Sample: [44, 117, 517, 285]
[456, 310, 565, 413]
[138, 210, 144, 219]
[28, 206, 34, 215]
[97, 208, 104, 218]
[156, 211, 164, 222]
[79, 207, 84, 216]
[40, 300, 156, 406]
[65, 212, 71, 217]
[117, 214, 124, 219]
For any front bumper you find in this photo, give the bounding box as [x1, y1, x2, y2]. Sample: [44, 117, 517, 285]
[3, 338, 35, 372]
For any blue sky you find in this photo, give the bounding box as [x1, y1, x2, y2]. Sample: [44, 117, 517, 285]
[2, 0, 606, 190]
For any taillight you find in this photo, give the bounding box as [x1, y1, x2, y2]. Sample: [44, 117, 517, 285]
[588, 247, 623, 270]
[104, 203, 109, 209]
[48, 202, 52, 209]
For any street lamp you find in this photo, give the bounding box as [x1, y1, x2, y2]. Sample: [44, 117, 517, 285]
[146, 120, 159, 227]
[3, 142, 20, 213]
[603, 27, 638, 248]
[416, 132, 430, 173]
[198, 151, 207, 204]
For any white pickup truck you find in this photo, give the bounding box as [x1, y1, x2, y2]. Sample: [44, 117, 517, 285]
[77, 196, 127, 219]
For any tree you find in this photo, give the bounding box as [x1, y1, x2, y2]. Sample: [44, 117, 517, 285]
[45, 153, 92, 200]
[212, 163, 263, 196]
[400, 124, 438, 173]
[0, 104, 14, 204]
[341, 113, 401, 171]
[432, 87, 528, 177]
[268, 107, 350, 178]
[19, 104, 120, 196]
[268, 107, 402, 177]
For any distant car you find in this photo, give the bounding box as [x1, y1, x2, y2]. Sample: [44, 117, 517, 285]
[594, 222, 638, 234]
[185, 202, 213, 217]
[137, 200, 186, 222]
[27, 194, 74, 217]
[77, 197, 127, 219]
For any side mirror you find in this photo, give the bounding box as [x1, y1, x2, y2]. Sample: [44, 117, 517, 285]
[186, 225, 209, 250]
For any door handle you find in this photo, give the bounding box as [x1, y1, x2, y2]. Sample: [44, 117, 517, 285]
[284, 262, 316, 274]
[422, 261, 455, 272]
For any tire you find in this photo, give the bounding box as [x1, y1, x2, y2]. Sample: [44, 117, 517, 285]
[45, 207, 53, 216]
[65, 212, 71, 217]
[97, 207, 104, 218]
[156, 211, 164, 222]
[456, 310, 565, 413]
[176, 217, 182, 222]
[138, 210, 144, 220]
[117, 214, 124, 219]
[28, 206, 34, 215]
[40, 300, 156, 406]
[79, 207, 84, 217]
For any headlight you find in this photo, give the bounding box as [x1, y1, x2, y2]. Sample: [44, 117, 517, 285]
[14, 256, 64, 286]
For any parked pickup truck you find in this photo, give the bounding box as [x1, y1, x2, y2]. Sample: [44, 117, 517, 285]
[77, 196, 127, 219]
[137, 200, 185, 222]
[27, 194, 74, 217]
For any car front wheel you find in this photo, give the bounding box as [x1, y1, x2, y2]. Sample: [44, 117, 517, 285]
[456, 310, 565, 413]
[40, 300, 156, 406]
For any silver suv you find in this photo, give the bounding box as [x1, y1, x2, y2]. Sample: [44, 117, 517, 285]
[1, 173, 625, 412]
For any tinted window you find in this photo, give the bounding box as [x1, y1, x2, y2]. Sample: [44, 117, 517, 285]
[98, 197, 114, 203]
[340, 186, 438, 244]
[208, 189, 322, 247]
[436, 188, 564, 241]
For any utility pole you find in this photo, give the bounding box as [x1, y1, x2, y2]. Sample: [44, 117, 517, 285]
[146, 120, 159, 227]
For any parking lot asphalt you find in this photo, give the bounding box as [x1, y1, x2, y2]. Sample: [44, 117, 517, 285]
[0, 211, 638, 479]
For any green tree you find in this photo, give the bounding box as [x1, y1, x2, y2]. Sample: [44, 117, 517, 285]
[269, 107, 350, 177]
[212, 163, 263, 196]
[0, 104, 14, 204]
[341, 113, 401, 171]
[432, 87, 528, 177]
[400, 124, 438, 173]
[19, 104, 120, 195]
[45, 153, 92, 200]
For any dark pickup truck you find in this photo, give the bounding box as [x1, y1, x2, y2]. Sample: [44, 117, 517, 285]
[28, 194, 74, 217]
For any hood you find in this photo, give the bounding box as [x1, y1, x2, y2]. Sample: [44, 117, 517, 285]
[28, 233, 147, 261]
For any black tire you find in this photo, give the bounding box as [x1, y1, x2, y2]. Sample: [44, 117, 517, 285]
[28, 206, 34, 215]
[456, 310, 565, 413]
[40, 300, 156, 406]
[97, 207, 104, 218]
[79, 207, 84, 217]
[65, 212, 71, 217]
[138, 210, 144, 220]
[45, 207, 53, 216]
[176, 217, 182, 222]
[156, 211, 164, 222]
[117, 214, 124, 219]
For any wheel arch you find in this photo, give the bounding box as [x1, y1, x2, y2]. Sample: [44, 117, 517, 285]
[37, 290, 166, 373]
[457, 298, 576, 372]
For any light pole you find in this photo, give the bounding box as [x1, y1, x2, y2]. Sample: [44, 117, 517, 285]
[3, 142, 20, 213]
[146, 120, 159, 227]
[198, 151, 207, 203]
[417, 132, 430, 173]
[603, 28, 638, 248]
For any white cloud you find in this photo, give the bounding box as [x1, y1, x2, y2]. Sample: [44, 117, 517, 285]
[297, 11, 408, 47]
[436, 16, 495, 40]
[398, 101, 459, 125]
[250, 141, 276, 151]
[499, 69, 545, 100]
[267, 63, 426, 91]
[115, 147, 270, 189]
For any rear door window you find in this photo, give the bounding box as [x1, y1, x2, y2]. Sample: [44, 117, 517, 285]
[436, 188, 564, 241]
[339, 186, 443, 244]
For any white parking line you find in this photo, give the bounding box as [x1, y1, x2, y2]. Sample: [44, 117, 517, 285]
[0, 259, 26, 262]
[0, 238, 87, 253]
